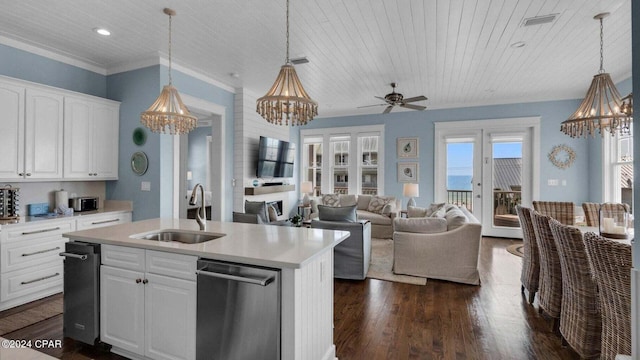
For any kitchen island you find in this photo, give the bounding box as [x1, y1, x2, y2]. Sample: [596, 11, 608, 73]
[63, 218, 349, 360]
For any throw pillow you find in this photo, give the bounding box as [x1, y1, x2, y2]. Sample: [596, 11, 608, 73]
[407, 206, 428, 218]
[322, 194, 340, 207]
[339, 194, 357, 207]
[429, 206, 447, 219]
[244, 200, 269, 223]
[444, 207, 468, 230]
[356, 195, 372, 210]
[426, 203, 446, 216]
[267, 204, 278, 222]
[310, 199, 319, 215]
[367, 196, 392, 214]
[317, 205, 357, 222]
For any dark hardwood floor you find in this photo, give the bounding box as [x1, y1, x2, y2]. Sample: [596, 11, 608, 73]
[2, 237, 578, 359]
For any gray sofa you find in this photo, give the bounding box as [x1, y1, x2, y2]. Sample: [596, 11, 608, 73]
[311, 219, 372, 280]
[309, 194, 400, 238]
[393, 204, 482, 285]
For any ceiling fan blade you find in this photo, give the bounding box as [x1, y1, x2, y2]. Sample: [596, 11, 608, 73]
[383, 105, 394, 114]
[357, 103, 387, 109]
[402, 95, 428, 103]
[400, 103, 426, 111]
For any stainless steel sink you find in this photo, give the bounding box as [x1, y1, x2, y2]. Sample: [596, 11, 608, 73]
[131, 229, 225, 244]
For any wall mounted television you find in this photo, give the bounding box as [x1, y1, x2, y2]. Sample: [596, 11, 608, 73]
[256, 136, 295, 178]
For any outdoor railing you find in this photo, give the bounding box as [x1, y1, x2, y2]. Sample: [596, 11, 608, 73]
[447, 190, 473, 211]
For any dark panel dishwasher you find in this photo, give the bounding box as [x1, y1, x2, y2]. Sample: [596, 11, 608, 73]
[59, 242, 101, 345]
[196, 259, 280, 360]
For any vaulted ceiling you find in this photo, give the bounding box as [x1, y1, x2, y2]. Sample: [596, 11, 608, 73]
[0, 0, 632, 118]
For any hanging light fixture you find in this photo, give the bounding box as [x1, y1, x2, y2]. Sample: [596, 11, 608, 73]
[141, 8, 197, 135]
[256, 0, 318, 126]
[560, 13, 632, 138]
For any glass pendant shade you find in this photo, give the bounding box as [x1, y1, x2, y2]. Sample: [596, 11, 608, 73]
[560, 73, 631, 138]
[257, 64, 318, 126]
[141, 85, 197, 135]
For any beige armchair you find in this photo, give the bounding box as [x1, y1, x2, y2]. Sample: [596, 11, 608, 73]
[392, 206, 482, 285]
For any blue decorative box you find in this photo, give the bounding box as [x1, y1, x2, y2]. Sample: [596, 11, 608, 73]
[28, 203, 49, 216]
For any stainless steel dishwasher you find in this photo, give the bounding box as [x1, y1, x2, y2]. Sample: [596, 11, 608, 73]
[59, 242, 101, 345]
[196, 259, 280, 360]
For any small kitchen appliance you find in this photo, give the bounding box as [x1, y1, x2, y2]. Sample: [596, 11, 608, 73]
[69, 197, 99, 212]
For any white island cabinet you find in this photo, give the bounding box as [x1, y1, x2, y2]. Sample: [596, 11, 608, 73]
[63, 218, 348, 360]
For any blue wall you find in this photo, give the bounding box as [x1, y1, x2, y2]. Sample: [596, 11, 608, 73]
[0, 44, 106, 97]
[296, 98, 604, 207]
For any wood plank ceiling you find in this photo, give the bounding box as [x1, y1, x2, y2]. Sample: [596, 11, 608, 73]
[0, 0, 631, 118]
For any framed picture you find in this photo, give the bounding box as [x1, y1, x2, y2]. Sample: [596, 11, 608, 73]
[398, 162, 419, 182]
[397, 137, 419, 158]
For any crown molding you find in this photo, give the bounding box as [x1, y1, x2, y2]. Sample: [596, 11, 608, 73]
[0, 34, 107, 75]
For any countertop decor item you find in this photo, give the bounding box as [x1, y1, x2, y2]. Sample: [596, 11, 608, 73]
[131, 151, 149, 175]
[560, 13, 632, 138]
[256, 0, 317, 126]
[132, 127, 147, 145]
[397, 137, 419, 158]
[548, 144, 576, 169]
[140, 8, 197, 135]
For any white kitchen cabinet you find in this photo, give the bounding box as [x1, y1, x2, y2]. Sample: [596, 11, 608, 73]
[76, 212, 131, 231]
[64, 96, 120, 180]
[0, 79, 64, 181]
[0, 218, 74, 310]
[100, 245, 197, 360]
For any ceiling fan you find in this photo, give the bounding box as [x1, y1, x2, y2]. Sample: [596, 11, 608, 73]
[359, 83, 428, 114]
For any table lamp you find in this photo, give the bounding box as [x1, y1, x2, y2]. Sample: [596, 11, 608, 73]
[301, 181, 313, 206]
[403, 183, 419, 209]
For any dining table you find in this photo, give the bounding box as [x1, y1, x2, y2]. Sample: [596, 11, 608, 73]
[574, 226, 633, 245]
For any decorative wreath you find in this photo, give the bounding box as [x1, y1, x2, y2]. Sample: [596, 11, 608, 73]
[548, 144, 576, 169]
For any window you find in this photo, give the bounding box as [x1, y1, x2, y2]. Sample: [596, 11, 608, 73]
[604, 125, 633, 212]
[301, 125, 384, 195]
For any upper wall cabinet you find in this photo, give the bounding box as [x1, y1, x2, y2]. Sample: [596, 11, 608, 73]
[0, 79, 64, 181]
[0, 75, 120, 182]
[64, 96, 120, 180]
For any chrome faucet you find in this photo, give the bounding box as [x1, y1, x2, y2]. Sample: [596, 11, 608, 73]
[189, 183, 207, 231]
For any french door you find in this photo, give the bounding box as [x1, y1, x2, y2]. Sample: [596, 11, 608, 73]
[435, 118, 540, 238]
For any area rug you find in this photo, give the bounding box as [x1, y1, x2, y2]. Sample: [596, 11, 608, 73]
[506, 244, 524, 258]
[367, 238, 427, 285]
[0, 297, 63, 335]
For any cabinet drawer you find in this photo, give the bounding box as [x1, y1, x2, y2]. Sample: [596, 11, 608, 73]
[1, 261, 62, 302]
[5, 220, 73, 243]
[1, 236, 65, 273]
[102, 245, 145, 271]
[76, 212, 132, 230]
[146, 250, 197, 281]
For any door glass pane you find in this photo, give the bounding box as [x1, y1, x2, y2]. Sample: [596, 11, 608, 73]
[303, 142, 322, 196]
[617, 129, 633, 212]
[492, 142, 522, 228]
[360, 135, 379, 195]
[446, 143, 473, 211]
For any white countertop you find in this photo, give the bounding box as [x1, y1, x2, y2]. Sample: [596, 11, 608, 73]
[0, 200, 132, 229]
[63, 218, 349, 269]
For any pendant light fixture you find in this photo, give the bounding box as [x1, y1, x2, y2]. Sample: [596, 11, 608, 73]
[141, 8, 197, 135]
[560, 13, 632, 138]
[256, 0, 318, 126]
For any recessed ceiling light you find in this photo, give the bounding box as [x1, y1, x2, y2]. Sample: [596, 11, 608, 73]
[229, 72, 240, 78]
[510, 41, 526, 48]
[93, 28, 111, 36]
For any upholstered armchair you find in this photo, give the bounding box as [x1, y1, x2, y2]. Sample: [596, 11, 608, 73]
[310, 205, 372, 280]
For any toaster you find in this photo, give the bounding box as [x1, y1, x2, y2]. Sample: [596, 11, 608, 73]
[69, 197, 99, 212]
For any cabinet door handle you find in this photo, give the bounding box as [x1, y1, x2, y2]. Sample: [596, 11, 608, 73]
[25, 173, 31, 176]
[22, 246, 61, 257]
[21, 272, 60, 285]
[91, 219, 119, 225]
[18, 173, 24, 176]
[21, 227, 61, 235]
[142, 279, 149, 284]
[136, 278, 142, 284]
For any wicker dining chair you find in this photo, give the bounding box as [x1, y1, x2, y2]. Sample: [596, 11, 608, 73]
[516, 206, 539, 304]
[583, 232, 632, 360]
[533, 201, 575, 225]
[530, 211, 563, 327]
[582, 202, 630, 227]
[549, 220, 601, 359]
